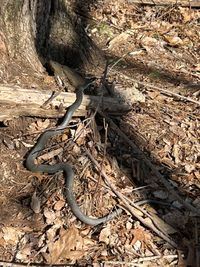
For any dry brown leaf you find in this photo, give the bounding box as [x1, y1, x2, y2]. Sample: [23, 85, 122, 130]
[147, 91, 160, 99]
[83, 237, 96, 246]
[184, 164, 196, 174]
[37, 119, 50, 129]
[131, 227, 151, 250]
[38, 147, 63, 162]
[2, 227, 24, 245]
[140, 36, 165, 52]
[43, 75, 55, 85]
[75, 123, 89, 146]
[53, 199, 65, 211]
[179, 7, 199, 23]
[43, 208, 56, 224]
[164, 35, 183, 47]
[108, 32, 129, 50]
[46, 226, 58, 242]
[172, 144, 181, 165]
[61, 133, 68, 141]
[194, 171, 200, 180]
[0, 33, 7, 53]
[31, 191, 41, 214]
[0, 237, 5, 246]
[99, 225, 111, 245]
[16, 245, 32, 261]
[29, 119, 50, 132]
[153, 190, 168, 200]
[44, 225, 84, 263]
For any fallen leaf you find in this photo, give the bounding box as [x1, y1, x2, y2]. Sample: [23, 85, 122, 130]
[152, 190, 168, 200]
[172, 144, 181, 165]
[31, 191, 41, 214]
[44, 225, 84, 263]
[43, 208, 56, 224]
[140, 36, 165, 52]
[108, 32, 129, 50]
[54, 200, 65, 211]
[2, 227, 24, 245]
[29, 119, 50, 133]
[131, 227, 151, 251]
[99, 225, 111, 245]
[185, 164, 196, 173]
[164, 35, 183, 47]
[16, 245, 32, 261]
[75, 123, 90, 146]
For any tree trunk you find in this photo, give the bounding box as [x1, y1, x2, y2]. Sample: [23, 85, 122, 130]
[0, 0, 95, 77]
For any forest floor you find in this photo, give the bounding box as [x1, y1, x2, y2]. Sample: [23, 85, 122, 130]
[0, 1, 200, 266]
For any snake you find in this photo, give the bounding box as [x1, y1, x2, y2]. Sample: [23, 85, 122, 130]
[26, 81, 122, 225]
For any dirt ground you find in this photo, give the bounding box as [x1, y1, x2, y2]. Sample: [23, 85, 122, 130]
[0, 1, 200, 266]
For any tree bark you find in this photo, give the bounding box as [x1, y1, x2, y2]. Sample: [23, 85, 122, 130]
[0, 0, 95, 75]
[0, 0, 44, 73]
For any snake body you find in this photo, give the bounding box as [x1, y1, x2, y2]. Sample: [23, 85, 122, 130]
[26, 82, 121, 225]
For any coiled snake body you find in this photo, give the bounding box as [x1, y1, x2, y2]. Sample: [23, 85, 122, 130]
[26, 82, 121, 225]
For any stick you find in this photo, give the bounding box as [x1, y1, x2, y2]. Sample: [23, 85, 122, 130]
[112, 72, 200, 106]
[125, 0, 200, 8]
[85, 148, 179, 248]
[103, 254, 178, 265]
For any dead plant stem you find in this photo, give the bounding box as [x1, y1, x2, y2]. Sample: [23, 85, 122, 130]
[85, 148, 178, 248]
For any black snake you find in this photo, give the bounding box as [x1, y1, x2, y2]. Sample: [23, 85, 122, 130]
[26, 81, 122, 225]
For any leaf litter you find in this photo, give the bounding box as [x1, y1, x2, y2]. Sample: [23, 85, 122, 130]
[0, 1, 200, 266]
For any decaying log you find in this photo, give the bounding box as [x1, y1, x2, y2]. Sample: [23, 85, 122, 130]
[127, 0, 200, 7]
[0, 85, 129, 121]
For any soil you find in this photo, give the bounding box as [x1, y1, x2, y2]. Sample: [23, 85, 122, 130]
[0, 1, 199, 266]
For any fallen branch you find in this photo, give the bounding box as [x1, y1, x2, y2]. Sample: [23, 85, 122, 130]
[113, 72, 200, 106]
[85, 148, 179, 248]
[0, 85, 129, 121]
[103, 254, 178, 265]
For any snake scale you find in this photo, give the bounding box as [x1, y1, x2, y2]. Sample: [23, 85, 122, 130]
[26, 81, 122, 225]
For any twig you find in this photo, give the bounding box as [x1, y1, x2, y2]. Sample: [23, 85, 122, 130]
[86, 169, 176, 224]
[113, 71, 200, 106]
[0, 262, 74, 267]
[109, 53, 130, 72]
[121, 0, 200, 8]
[103, 254, 178, 265]
[85, 148, 178, 248]
[98, 110, 200, 216]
